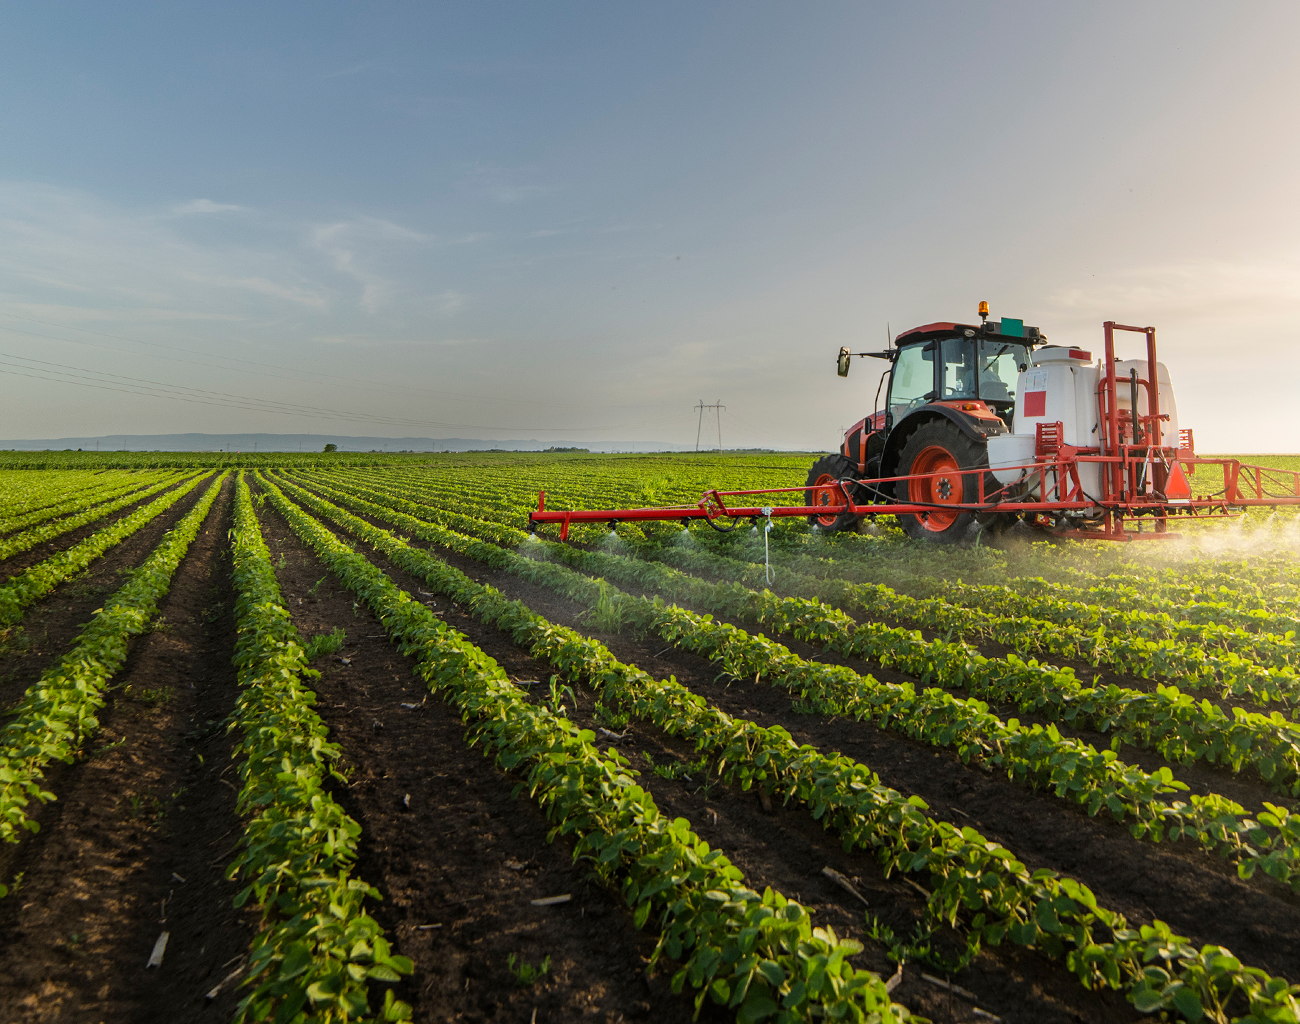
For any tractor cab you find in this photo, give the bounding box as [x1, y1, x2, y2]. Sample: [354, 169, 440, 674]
[886, 318, 1041, 432]
[810, 303, 1043, 540]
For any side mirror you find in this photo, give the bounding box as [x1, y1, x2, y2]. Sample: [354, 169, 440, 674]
[837, 346, 851, 377]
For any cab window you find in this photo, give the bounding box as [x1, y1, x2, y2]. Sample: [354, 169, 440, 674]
[941, 338, 976, 399]
[888, 343, 935, 422]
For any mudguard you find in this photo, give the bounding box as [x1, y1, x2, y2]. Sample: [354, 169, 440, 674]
[879, 406, 1007, 481]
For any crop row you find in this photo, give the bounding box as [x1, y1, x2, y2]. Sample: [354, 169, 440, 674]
[408, 482, 1300, 765]
[0, 474, 225, 856]
[328, 466, 1300, 635]
[724, 538, 1300, 650]
[0, 471, 174, 539]
[330, 464, 1293, 598]
[401, 476, 1300, 689]
[278, 473, 1300, 888]
[330, 465, 821, 546]
[256, 473, 917, 1024]
[0, 472, 189, 562]
[266, 471, 1300, 1023]
[0, 472, 212, 629]
[622, 541, 1300, 797]
[227, 472, 413, 1023]
[645, 542, 1300, 705]
[0, 470, 124, 527]
[297, 472, 1300, 798]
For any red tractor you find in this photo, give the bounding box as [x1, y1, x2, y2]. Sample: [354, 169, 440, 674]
[806, 302, 1038, 541]
[529, 304, 1300, 543]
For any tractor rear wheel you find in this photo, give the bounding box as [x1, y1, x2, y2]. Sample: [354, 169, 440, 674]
[894, 420, 989, 543]
[805, 454, 860, 532]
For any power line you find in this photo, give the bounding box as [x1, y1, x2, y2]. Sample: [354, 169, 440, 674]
[0, 352, 679, 435]
[0, 351, 420, 423]
[0, 310, 574, 410]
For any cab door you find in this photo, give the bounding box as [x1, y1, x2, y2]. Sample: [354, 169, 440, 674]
[886, 342, 937, 429]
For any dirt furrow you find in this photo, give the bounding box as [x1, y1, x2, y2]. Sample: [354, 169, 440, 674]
[384, 531, 1300, 983]
[0, 476, 254, 1024]
[254, 497, 700, 1024]
[289, 502, 1140, 1024]
[1, 477, 211, 704]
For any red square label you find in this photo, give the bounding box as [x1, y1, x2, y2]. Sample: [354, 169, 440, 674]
[1024, 391, 1047, 417]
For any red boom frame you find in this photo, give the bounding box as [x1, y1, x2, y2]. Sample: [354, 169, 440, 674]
[529, 321, 1300, 541]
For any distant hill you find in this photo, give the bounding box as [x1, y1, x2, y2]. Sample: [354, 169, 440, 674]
[0, 432, 698, 453]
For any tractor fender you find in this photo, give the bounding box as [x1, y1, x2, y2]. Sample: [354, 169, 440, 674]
[880, 406, 1005, 480]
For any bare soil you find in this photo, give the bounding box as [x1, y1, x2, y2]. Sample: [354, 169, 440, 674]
[309, 491, 1300, 1022]
[0, 476, 256, 1023]
[269, 493, 1141, 1023]
[3, 468, 1295, 1024]
[253, 496, 702, 1024]
[1, 475, 211, 704]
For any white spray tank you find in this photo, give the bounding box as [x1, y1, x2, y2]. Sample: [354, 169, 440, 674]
[986, 346, 1101, 501]
[987, 345, 1181, 503]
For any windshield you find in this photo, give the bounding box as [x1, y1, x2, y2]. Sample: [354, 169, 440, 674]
[976, 339, 1030, 404]
[890, 336, 1030, 421]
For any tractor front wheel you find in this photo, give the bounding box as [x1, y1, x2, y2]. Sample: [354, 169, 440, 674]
[805, 454, 860, 532]
[894, 421, 989, 543]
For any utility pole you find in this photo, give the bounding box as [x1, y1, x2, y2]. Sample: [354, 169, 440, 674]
[695, 399, 725, 452]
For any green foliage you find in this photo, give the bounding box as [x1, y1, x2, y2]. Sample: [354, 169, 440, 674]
[297, 473, 1300, 861]
[0, 472, 188, 562]
[506, 953, 551, 986]
[865, 915, 979, 975]
[642, 751, 709, 782]
[227, 472, 412, 1023]
[0, 473, 213, 627]
[303, 627, 347, 661]
[271, 471, 1300, 1021]
[257, 472, 917, 1024]
[594, 696, 630, 730]
[583, 579, 633, 633]
[0, 475, 225, 854]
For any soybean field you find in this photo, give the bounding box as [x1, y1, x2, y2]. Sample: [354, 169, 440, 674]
[1, 452, 1299, 1024]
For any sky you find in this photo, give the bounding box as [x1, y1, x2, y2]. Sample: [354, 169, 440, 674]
[1, 2, 1298, 452]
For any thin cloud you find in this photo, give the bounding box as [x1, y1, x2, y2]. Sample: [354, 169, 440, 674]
[326, 61, 375, 79]
[173, 199, 244, 215]
[185, 274, 328, 309]
[1048, 255, 1300, 320]
[2, 302, 246, 324]
[0, 181, 334, 322]
[462, 164, 553, 205]
[311, 217, 433, 313]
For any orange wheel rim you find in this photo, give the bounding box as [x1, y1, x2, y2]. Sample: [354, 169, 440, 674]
[811, 472, 846, 527]
[907, 445, 962, 531]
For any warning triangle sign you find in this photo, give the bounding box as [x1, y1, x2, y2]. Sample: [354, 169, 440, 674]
[1165, 459, 1192, 502]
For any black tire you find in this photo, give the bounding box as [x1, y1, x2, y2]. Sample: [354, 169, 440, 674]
[804, 454, 860, 532]
[893, 420, 991, 544]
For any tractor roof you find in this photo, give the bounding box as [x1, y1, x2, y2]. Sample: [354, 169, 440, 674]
[895, 320, 1042, 345]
